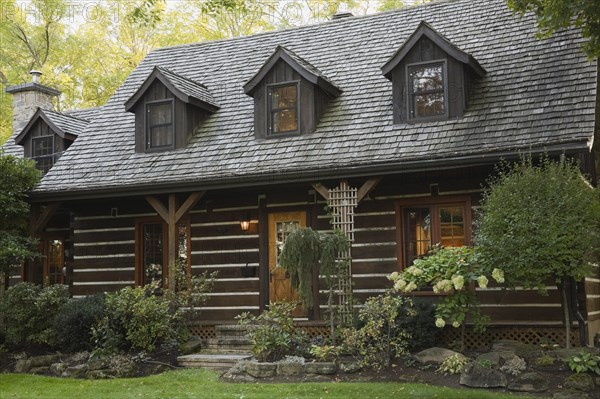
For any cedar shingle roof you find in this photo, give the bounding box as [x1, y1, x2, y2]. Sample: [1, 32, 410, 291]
[14, 0, 597, 198]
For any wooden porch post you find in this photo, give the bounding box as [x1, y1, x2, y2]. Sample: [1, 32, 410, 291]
[146, 192, 205, 291]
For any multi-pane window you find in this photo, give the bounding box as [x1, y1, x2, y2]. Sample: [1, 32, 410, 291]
[146, 100, 173, 149]
[408, 62, 446, 119]
[268, 83, 299, 134]
[139, 221, 189, 288]
[401, 203, 467, 268]
[31, 135, 54, 174]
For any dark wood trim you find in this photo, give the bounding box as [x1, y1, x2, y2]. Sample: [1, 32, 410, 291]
[357, 178, 381, 202]
[258, 195, 268, 310]
[312, 183, 329, 200]
[32, 202, 61, 235]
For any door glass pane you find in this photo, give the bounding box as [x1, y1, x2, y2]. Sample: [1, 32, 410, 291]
[177, 223, 188, 264]
[47, 239, 64, 285]
[404, 207, 431, 266]
[275, 220, 300, 264]
[143, 223, 163, 287]
[439, 206, 465, 247]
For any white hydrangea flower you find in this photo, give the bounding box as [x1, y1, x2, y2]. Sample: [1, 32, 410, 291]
[477, 275, 489, 288]
[435, 318, 446, 328]
[452, 321, 460, 328]
[451, 275, 465, 290]
[405, 281, 417, 292]
[411, 267, 423, 276]
[388, 271, 399, 281]
[394, 279, 407, 291]
[492, 268, 505, 283]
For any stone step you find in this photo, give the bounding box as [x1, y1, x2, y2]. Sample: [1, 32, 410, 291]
[200, 348, 253, 355]
[206, 338, 252, 348]
[177, 354, 251, 371]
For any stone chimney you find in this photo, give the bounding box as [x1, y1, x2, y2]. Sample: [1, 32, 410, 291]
[5, 70, 61, 136]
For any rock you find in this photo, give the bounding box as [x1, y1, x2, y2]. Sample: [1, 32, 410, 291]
[460, 361, 507, 388]
[29, 366, 50, 375]
[14, 359, 32, 373]
[221, 372, 256, 382]
[86, 369, 119, 379]
[303, 374, 332, 382]
[62, 363, 88, 378]
[339, 361, 362, 373]
[492, 340, 539, 358]
[304, 362, 336, 375]
[87, 358, 107, 371]
[276, 362, 303, 376]
[476, 351, 520, 368]
[30, 354, 60, 367]
[50, 362, 67, 375]
[414, 347, 461, 364]
[563, 373, 595, 392]
[245, 362, 276, 378]
[552, 389, 591, 399]
[179, 339, 203, 355]
[508, 372, 549, 392]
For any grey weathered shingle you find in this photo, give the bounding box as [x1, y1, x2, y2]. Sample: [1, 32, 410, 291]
[10, 0, 596, 197]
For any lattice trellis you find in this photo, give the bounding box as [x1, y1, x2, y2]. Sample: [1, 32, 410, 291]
[328, 180, 358, 326]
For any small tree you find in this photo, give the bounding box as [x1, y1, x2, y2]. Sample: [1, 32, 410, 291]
[476, 156, 600, 347]
[0, 152, 41, 290]
[278, 228, 350, 336]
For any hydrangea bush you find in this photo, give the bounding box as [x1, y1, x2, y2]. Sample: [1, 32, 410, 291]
[388, 245, 505, 341]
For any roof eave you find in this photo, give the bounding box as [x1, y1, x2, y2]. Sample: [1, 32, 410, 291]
[14, 108, 67, 145]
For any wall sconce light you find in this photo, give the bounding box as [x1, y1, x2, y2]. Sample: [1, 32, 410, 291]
[240, 214, 251, 232]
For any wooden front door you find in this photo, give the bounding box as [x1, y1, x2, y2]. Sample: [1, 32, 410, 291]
[268, 211, 306, 313]
[44, 239, 64, 285]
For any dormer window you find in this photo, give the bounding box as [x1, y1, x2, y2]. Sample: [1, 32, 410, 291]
[269, 82, 299, 134]
[381, 21, 485, 124]
[244, 45, 341, 139]
[146, 100, 174, 149]
[31, 135, 54, 174]
[408, 61, 447, 120]
[125, 66, 219, 153]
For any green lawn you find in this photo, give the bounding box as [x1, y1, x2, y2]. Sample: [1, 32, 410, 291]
[0, 369, 530, 399]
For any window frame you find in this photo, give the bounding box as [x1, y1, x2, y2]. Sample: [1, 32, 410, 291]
[31, 134, 55, 174]
[395, 196, 472, 294]
[266, 81, 300, 136]
[405, 59, 449, 122]
[135, 217, 191, 288]
[145, 98, 175, 152]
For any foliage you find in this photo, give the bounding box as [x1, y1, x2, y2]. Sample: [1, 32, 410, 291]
[309, 344, 341, 361]
[0, 153, 41, 278]
[396, 299, 439, 352]
[342, 293, 412, 370]
[534, 354, 555, 367]
[500, 357, 527, 376]
[53, 294, 105, 352]
[0, 282, 69, 347]
[236, 301, 307, 362]
[389, 245, 500, 339]
[476, 156, 600, 292]
[437, 354, 469, 375]
[506, 0, 600, 58]
[92, 286, 182, 353]
[566, 350, 600, 375]
[0, 368, 538, 399]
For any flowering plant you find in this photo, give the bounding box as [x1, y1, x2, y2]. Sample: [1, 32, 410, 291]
[389, 245, 505, 346]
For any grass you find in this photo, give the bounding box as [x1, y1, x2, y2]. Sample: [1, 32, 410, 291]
[0, 369, 531, 399]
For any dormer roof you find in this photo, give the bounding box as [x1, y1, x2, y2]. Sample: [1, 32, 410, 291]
[124, 66, 219, 113]
[243, 45, 342, 97]
[381, 21, 486, 79]
[14, 108, 91, 145]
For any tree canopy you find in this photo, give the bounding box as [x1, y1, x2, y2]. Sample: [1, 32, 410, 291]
[507, 0, 600, 58]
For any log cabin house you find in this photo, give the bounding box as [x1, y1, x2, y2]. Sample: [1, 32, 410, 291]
[3, 0, 599, 347]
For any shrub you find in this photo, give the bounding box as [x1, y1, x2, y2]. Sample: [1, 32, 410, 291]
[500, 356, 527, 376]
[0, 282, 69, 347]
[566, 350, 600, 375]
[309, 344, 341, 361]
[343, 293, 412, 370]
[236, 301, 307, 362]
[92, 286, 183, 353]
[396, 299, 438, 352]
[437, 354, 469, 375]
[54, 294, 105, 351]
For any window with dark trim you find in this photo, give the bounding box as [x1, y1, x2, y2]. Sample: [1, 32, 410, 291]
[136, 220, 190, 288]
[146, 100, 174, 150]
[31, 135, 55, 174]
[398, 198, 471, 271]
[268, 82, 299, 135]
[407, 61, 447, 120]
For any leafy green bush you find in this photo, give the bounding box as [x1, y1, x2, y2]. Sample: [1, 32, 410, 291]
[342, 293, 411, 370]
[437, 354, 469, 375]
[92, 286, 183, 353]
[0, 283, 69, 347]
[396, 299, 439, 352]
[566, 350, 600, 375]
[236, 301, 307, 362]
[54, 294, 105, 351]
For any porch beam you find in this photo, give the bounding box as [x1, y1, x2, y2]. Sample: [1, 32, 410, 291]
[175, 191, 205, 222]
[357, 178, 381, 203]
[32, 202, 61, 235]
[145, 196, 169, 222]
[311, 183, 330, 200]
[167, 194, 177, 291]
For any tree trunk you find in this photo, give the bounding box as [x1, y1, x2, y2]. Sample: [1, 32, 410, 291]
[560, 282, 571, 349]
